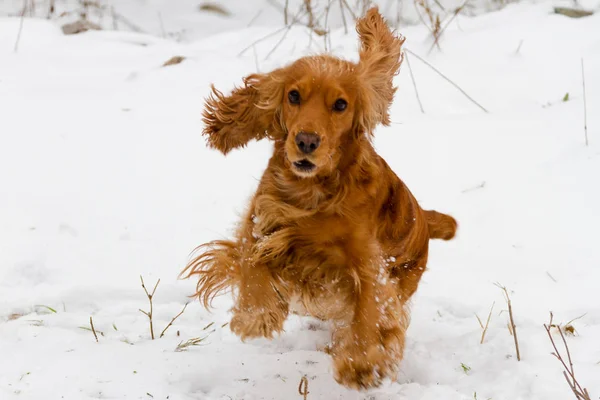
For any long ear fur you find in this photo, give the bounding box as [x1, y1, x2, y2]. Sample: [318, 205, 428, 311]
[355, 7, 405, 136]
[202, 72, 285, 155]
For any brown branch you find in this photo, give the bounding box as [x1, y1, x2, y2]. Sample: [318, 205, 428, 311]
[495, 283, 520, 361]
[140, 276, 160, 340]
[544, 313, 591, 400]
[160, 303, 189, 338]
[90, 316, 99, 343]
[298, 375, 309, 399]
[405, 48, 489, 113]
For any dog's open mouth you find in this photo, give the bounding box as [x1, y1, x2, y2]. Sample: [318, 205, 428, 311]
[293, 159, 316, 173]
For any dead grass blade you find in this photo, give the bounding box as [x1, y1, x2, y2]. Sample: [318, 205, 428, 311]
[175, 335, 210, 352]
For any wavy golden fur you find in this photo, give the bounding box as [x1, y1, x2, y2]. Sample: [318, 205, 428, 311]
[181, 7, 457, 390]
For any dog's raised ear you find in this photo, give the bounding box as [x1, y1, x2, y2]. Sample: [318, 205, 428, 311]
[354, 7, 405, 137]
[202, 71, 285, 155]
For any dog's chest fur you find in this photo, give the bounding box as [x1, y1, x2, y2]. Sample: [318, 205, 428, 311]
[249, 175, 384, 321]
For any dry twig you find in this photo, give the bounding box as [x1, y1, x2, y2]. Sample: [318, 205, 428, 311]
[404, 52, 425, 113]
[475, 301, 495, 344]
[544, 313, 591, 400]
[14, 0, 27, 53]
[495, 283, 520, 361]
[304, 0, 315, 29]
[264, 7, 308, 60]
[339, 0, 348, 34]
[428, 0, 470, 53]
[160, 303, 189, 338]
[340, 0, 357, 20]
[139, 276, 160, 340]
[298, 375, 309, 399]
[415, 0, 441, 50]
[283, 0, 290, 25]
[90, 316, 99, 343]
[405, 48, 489, 113]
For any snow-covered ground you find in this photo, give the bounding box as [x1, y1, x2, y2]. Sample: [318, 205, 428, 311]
[1, 1, 599, 399]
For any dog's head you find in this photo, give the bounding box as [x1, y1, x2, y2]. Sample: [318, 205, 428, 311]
[202, 7, 404, 178]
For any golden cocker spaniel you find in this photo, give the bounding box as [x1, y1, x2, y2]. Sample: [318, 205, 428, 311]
[182, 7, 457, 389]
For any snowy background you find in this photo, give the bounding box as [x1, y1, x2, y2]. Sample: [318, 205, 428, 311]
[1, 0, 599, 399]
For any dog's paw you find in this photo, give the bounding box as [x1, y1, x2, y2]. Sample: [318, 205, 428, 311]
[230, 308, 285, 341]
[332, 341, 400, 390]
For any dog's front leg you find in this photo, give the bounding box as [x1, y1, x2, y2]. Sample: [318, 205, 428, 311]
[228, 208, 290, 341]
[331, 262, 405, 390]
[229, 259, 288, 341]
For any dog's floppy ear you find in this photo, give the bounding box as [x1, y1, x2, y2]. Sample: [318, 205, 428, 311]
[202, 71, 285, 155]
[354, 7, 405, 137]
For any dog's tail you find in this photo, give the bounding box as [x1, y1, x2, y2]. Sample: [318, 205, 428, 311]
[179, 240, 241, 309]
[424, 210, 457, 240]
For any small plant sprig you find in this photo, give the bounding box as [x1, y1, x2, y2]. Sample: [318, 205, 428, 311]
[160, 302, 189, 338]
[461, 362, 471, 374]
[475, 301, 495, 344]
[544, 312, 592, 400]
[139, 276, 160, 340]
[495, 283, 520, 361]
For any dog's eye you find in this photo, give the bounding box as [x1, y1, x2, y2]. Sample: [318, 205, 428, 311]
[288, 90, 301, 105]
[333, 99, 347, 112]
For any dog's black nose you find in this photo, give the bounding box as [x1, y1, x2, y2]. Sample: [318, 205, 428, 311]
[295, 132, 321, 154]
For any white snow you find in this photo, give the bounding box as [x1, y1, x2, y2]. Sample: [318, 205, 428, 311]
[1, 1, 599, 399]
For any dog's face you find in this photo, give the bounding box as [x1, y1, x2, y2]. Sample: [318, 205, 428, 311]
[201, 7, 404, 178]
[280, 57, 358, 178]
